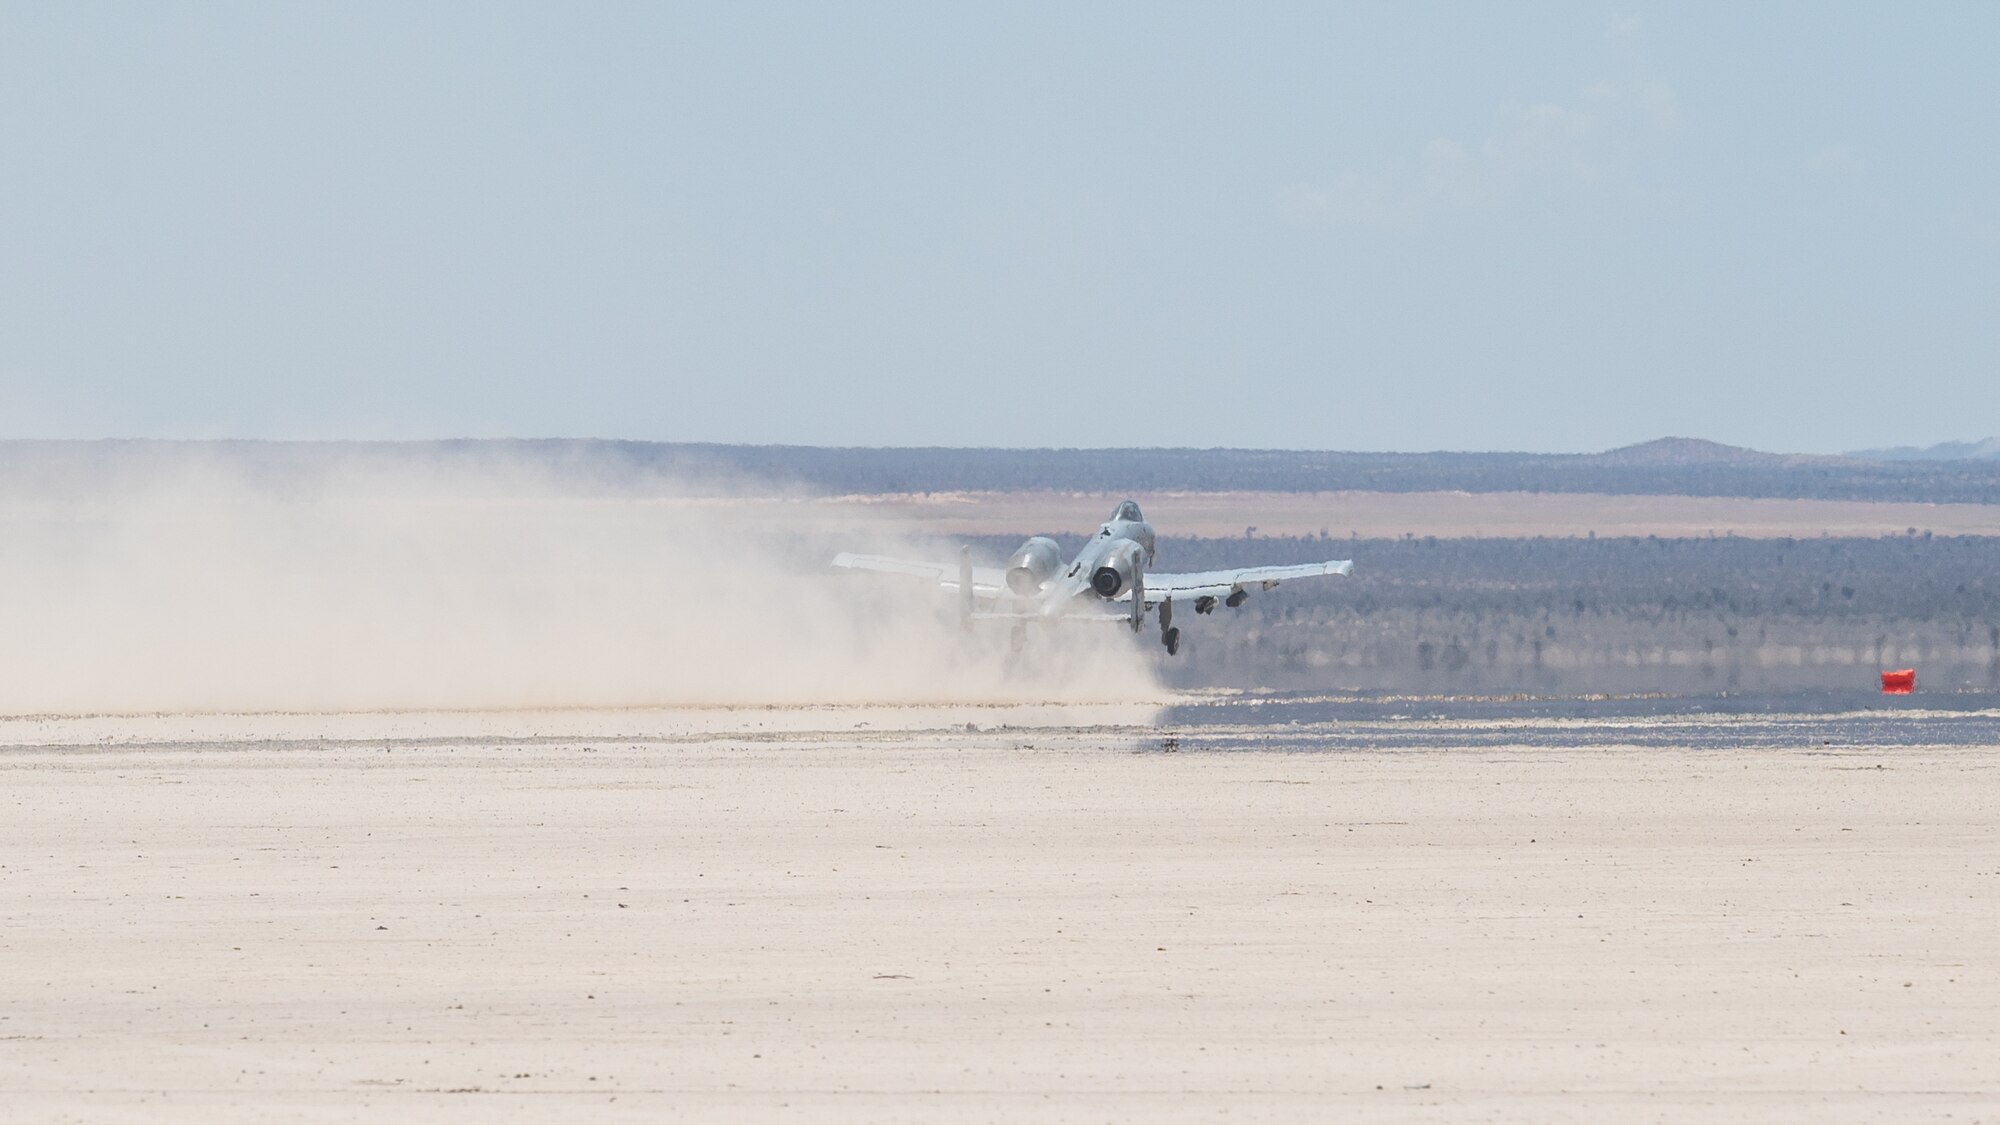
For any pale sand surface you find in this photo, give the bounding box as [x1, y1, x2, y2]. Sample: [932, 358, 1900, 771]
[0, 702, 1163, 752]
[3, 706, 1997, 1123]
[813, 489, 2000, 539]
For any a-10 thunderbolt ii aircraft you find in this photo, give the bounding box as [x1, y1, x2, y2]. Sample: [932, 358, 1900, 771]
[831, 499, 1352, 655]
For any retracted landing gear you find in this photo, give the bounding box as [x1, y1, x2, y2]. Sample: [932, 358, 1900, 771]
[1193, 595, 1217, 615]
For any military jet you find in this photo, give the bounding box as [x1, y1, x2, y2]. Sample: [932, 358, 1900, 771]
[831, 499, 1352, 655]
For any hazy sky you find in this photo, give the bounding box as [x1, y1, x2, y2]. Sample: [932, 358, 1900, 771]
[2, 3, 1994, 452]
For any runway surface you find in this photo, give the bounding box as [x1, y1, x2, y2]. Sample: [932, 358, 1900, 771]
[3, 695, 1996, 1122]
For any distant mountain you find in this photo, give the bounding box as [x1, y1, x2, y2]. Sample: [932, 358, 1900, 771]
[1847, 438, 2000, 462]
[1583, 437, 1798, 467]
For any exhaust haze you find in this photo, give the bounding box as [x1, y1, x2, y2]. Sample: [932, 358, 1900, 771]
[0, 449, 1162, 715]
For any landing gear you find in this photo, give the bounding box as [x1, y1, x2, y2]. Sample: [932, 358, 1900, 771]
[1010, 622, 1027, 653]
[1225, 589, 1248, 608]
[1193, 595, 1216, 615]
[1159, 597, 1180, 656]
[1163, 627, 1180, 656]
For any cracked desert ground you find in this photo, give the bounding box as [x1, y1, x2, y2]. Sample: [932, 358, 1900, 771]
[3, 703, 1996, 1123]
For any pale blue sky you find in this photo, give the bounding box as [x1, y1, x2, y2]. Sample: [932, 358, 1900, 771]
[2, 2, 1993, 452]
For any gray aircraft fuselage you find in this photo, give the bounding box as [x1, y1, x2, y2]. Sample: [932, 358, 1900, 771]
[1002, 499, 1156, 615]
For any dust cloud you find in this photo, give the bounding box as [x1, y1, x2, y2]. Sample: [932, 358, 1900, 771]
[0, 447, 1162, 715]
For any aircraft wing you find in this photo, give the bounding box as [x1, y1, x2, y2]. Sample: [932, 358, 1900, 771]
[831, 552, 1009, 598]
[1124, 559, 1353, 601]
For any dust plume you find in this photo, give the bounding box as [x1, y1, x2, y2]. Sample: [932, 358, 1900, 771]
[0, 445, 1162, 715]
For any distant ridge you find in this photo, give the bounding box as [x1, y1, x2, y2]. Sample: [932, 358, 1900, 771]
[1847, 438, 2000, 462]
[1584, 437, 1796, 467]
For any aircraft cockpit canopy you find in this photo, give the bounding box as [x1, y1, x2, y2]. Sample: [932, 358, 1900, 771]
[1112, 500, 1143, 522]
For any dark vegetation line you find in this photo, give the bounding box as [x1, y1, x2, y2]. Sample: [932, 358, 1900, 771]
[1145, 533, 2000, 623]
[8, 437, 2000, 504]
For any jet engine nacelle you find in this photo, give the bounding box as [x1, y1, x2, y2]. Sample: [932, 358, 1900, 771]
[1089, 539, 1146, 598]
[1004, 536, 1063, 596]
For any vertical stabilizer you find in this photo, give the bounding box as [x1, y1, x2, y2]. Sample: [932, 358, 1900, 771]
[1129, 563, 1145, 632]
[959, 546, 975, 629]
